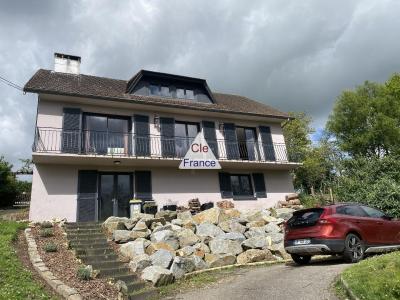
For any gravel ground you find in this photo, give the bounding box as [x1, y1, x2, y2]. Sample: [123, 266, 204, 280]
[32, 225, 119, 300]
[175, 257, 349, 300]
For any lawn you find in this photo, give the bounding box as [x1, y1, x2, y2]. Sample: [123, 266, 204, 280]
[0, 220, 53, 300]
[341, 251, 400, 300]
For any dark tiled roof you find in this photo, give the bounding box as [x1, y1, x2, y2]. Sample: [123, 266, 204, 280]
[24, 69, 289, 119]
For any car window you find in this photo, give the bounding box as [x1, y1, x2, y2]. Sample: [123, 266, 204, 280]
[336, 205, 368, 217]
[361, 206, 386, 218]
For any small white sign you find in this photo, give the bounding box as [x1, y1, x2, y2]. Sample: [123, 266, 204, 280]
[179, 132, 221, 169]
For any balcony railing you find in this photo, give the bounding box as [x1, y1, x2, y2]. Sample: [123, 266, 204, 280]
[33, 127, 294, 163]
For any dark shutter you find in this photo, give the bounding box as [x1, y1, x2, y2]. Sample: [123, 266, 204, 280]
[134, 115, 150, 156]
[135, 171, 152, 200]
[252, 173, 266, 198]
[223, 123, 240, 160]
[218, 172, 233, 198]
[202, 121, 219, 158]
[259, 126, 276, 161]
[245, 128, 256, 161]
[77, 170, 98, 222]
[62, 108, 82, 153]
[160, 117, 175, 157]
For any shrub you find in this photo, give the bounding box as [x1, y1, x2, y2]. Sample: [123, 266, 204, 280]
[77, 266, 91, 281]
[39, 228, 54, 237]
[44, 243, 57, 252]
[299, 194, 327, 208]
[40, 221, 53, 229]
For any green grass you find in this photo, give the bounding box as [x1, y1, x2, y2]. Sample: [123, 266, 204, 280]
[0, 221, 53, 300]
[342, 251, 400, 300]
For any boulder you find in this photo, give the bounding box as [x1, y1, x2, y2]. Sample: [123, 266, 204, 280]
[246, 220, 266, 228]
[192, 256, 208, 270]
[130, 229, 151, 240]
[266, 232, 284, 245]
[245, 227, 266, 239]
[209, 238, 243, 255]
[133, 221, 148, 232]
[275, 208, 295, 220]
[151, 222, 163, 231]
[150, 249, 174, 269]
[182, 219, 196, 231]
[176, 246, 195, 257]
[240, 210, 263, 222]
[219, 209, 241, 222]
[171, 219, 183, 226]
[150, 230, 180, 250]
[145, 217, 166, 228]
[141, 266, 174, 286]
[196, 223, 224, 238]
[236, 249, 266, 264]
[216, 232, 246, 242]
[177, 211, 192, 221]
[177, 229, 200, 248]
[128, 254, 152, 272]
[192, 208, 221, 224]
[218, 220, 246, 234]
[113, 230, 132, 243]
[170, 224, 183, 232]
[102, 216, 128, 233]
[170, 256, 196, 279]
[146, 242, 175, 255]
[131, 212, 154, 221]
[193, 243, 210, 258]
[155, 210, 177, 222]
[262, 215, 281, 224]
[264, 223, 281, 233]
[204, 253, 236, 268]
[241, 237, 270, 250]
[152, 224, 173, 233]
[268, 243, 291, 260]
[123, 217, 140, 230]
[119, 238, 151, 259]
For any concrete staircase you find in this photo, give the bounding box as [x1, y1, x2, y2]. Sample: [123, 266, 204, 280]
[65, 222, 157, 300]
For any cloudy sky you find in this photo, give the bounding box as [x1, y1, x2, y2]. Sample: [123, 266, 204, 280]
[1, 0, 400, 169]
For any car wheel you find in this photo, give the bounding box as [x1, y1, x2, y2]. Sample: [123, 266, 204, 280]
[343, 233, 364, 263]
[291, 254, 312, 265]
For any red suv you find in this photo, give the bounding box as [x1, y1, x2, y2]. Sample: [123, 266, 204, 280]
[284, 203, 400, 264]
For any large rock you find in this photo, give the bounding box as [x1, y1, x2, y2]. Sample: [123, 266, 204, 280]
[155, 210, 177, 222]
[131, 229, 151, 240]
[196, 223, 224, 238]
[124, 217, 140, 230]
[150, 230, 180, 250]
[241, 237, 270, 250]
[266, 232, 284, 245]
[216, 232, 246, 242]
[192, 256, 208, 270]
[192, 208, 221, 224]
[113, 230, 132, 243]
[177, 211, 192, 221]
[246, 220, 266, 228]
[218, 220, 246, 234]
[268, 243, 291, 260]
[150, 249, 174, 269]
[275, 208, 295, 220]
[145, 217, 166, 228]
[171, 219, 183, 226]
[146, 242, 175, 255]
[128, 254, 152, 272]
[236, 249, 275, 264]
[245, 227, 266, 239]
[264, 223, 281, 233]
[131, 212, 154, 221]
[119, 238, 151, 259]
[141, 266, 174, 286]
[103, 216, 128, 233]
[193, 243, 210, 258]
[170, 256, 196, 279]
[152, 224, 172, 233]
[204, 253, 236, 268]
[209, 238, 243, 255]
[220, 208, 241, 221]
[182, 219, 196, 231]
[176, 246, 195, 257]
[133, 221, 148, 232]
[177, 229, 200, 248]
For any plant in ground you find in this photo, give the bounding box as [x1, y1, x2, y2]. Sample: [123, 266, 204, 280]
[341, 251, 400, 300]
[40, 221, 53, 229]
[44, 243, 57, 252]
[77, 266, 91, 280]
[0, 220, 52, 299]
[40, 228, 54, 237]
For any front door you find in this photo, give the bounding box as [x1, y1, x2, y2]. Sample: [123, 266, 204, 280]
[99, 173, 133, 221]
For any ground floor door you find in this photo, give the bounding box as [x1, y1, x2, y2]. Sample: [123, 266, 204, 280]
[98, 173, 133, 221]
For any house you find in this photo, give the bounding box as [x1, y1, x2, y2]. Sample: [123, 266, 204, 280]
[24, 53, 300, 222]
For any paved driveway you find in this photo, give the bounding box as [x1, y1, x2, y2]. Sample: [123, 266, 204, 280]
[175, 258, 349, 300]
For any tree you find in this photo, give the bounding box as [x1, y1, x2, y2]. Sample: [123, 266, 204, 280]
[0, 156, 18, 207]
[326, 74, 400, 157]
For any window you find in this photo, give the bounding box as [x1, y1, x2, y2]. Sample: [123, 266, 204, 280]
[186, 89, 194, 99]
[176, 88, 195, 100]
[176, 88, 185, 99]
[149, 84, 160, 96]
[361, 206, 386, 219]
[175, 121, 199, 157]
[336, 205, 368, 217]
[230, 174, 254, 199]
[287, 208, 324, 228]
[160, 86, 170, 97]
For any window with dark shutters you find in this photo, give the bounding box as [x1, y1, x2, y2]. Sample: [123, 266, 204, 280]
[134, 115, 150, 156]
[135, 171, 152, 200]
[252, 173, 267, 198]
[77, 170, 98, 222]
[202, 121, 219, 158]
[223, 123, 240, 160]
[160, 117, 175, 157]
[62, 108, 82, 153]
[259, 126, 276, 161]
[218, 172, 233, 198]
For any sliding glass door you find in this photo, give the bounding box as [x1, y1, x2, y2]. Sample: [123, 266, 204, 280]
[175, 122, 199, 157]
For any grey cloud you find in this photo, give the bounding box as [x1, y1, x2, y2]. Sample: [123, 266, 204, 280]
[1, 0, 400, 168]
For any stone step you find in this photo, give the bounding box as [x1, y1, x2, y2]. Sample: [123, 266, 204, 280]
[74, 247, 114, 256]
[112, 274, 140, 283]
[79, 254, 119, 264]
[125, 281, 147, 294]
[98, 266, 131, 278]
[90, 261, 126, 270]
[65, 223, 102, 230]
[69, 240, 109, 247]
[67, 233, 106, 240]
[128, 288, 159, 300]
[65, 228, 104, 234]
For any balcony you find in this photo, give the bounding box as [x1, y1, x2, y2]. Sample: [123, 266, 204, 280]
[32, 127, 300, 168]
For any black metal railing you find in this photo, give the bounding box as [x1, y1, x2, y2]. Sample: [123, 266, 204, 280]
[33, 127, 293, 163]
